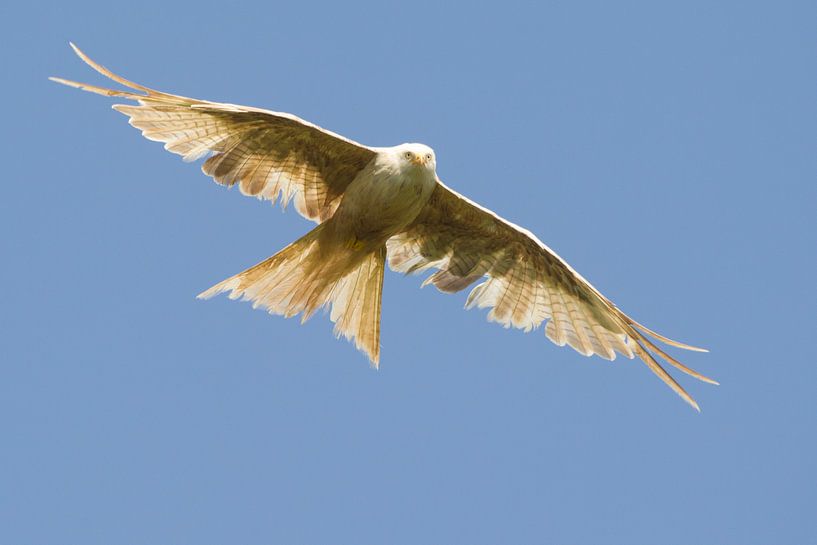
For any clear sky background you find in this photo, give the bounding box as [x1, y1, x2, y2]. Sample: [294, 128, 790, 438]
[2, 1, 815, 543]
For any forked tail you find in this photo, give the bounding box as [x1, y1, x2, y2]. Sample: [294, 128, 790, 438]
[198, 223, 387, 364]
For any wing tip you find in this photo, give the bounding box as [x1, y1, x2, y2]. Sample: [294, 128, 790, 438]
[49, 76, 78, 87]
[197, 278, 239, 300]
[60, 40, 163, 97]
[631, 338, 703, 412]
[634, 329, 718, 386]
[630, 319, 709, 353]
[67, 41, 100, 73]
[67, 41, 102, 73]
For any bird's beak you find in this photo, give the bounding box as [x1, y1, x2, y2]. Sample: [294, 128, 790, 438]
[411, 155, 427, 166]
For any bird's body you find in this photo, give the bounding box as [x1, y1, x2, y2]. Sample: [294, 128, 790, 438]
[334, 144, 439, 248]
[52, 44, 716, 409]
[198, 143, 440, 363]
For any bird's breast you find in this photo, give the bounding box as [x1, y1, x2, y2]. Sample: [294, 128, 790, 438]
[332, 166, 436, 243]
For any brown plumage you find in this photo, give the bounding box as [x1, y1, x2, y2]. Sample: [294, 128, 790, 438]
[52, 43, 716, 410]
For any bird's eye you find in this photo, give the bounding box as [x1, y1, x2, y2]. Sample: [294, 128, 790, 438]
[405, 152, 412, 159]
[425, 154, 432, 161]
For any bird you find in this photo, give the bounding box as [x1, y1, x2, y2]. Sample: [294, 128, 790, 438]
[51, 43, 716, 410]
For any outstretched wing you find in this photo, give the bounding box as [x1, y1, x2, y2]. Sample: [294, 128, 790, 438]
[387, 180, 716, 410]
[51, 44, 376, 223]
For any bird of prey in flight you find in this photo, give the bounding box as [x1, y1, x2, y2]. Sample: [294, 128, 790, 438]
[52, 43, 716, 410]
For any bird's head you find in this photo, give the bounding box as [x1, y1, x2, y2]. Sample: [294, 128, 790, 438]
[395, 143, 436, 172]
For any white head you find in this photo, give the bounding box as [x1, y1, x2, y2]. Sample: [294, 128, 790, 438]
[394, 143, 436, 173]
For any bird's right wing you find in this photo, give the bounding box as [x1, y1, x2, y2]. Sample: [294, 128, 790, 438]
[51, 44, 376, 223]
[388, 180, 716, 410]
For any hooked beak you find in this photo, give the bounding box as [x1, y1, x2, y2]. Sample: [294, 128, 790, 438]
[411, 155, 427, 166]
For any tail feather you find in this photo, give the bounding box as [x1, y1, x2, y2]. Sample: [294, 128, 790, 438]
[330, 247, 386, 365]
[198, 224, 386, 365]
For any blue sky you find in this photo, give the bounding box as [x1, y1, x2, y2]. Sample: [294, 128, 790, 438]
[2, 1, 816, 543]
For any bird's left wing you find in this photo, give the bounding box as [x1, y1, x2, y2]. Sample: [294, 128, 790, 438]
[51, 44, 376, 223]
[387, 180, 716, 409]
